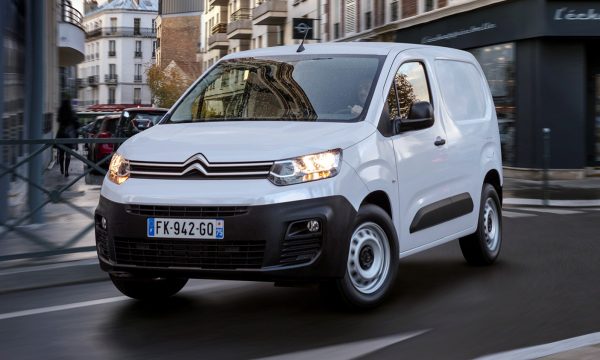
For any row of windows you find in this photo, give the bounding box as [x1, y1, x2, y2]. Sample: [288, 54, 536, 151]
[85, 17, 156, 33]
[84, 40, 156, 62]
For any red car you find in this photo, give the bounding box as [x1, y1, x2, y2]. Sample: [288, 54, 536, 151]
[88, 114, 121, 168]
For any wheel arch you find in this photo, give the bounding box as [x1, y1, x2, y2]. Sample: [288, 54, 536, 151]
[483, 169, 502, 204]
[360, 190, 393, 220]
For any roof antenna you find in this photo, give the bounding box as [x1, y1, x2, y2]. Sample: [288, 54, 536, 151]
[296, 22, 312, 53]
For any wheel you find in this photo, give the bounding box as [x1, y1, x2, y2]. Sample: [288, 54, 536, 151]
[459, 183, 502, 266]
[321, 204, 399, 309]
[110, 274, 188, 300]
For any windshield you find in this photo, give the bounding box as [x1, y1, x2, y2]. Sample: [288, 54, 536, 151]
[168, 55, 384, 123]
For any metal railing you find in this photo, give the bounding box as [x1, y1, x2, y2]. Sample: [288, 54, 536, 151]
[0, 137, 126, 261]
[86, 27, 157, 40]
[61, 1, 83, 28]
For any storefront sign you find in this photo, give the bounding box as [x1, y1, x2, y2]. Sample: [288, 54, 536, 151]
[553, 7, 600, 21]
[422, 22, 497, 44]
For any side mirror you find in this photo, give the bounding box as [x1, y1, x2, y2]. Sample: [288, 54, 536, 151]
[394, 101, 435, 134]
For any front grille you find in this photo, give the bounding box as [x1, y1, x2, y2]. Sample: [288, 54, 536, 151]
[95, 220, 110, 260]
[114, 237, 265, 270]
[126, 204, 248, 218]
[129, 153, 273, 180]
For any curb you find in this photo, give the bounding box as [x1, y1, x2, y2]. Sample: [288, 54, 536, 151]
[504, 198, 600, 208]
[0, 259, 108, 294]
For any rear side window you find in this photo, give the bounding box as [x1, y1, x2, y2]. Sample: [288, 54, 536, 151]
[435, 60, 487, 121]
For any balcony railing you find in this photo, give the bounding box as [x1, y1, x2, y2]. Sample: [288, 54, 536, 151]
[134, 51, 142, 58]
[76, 78, 86, 88]
[134, 75, 142, 83]
[105, 74, 118, 84]
[61, 2, 83, 29]
[86, 27, 157, 40]
[209, 0, 228, 7]
[253, 0, 287, 25]
[211, 23, 228, 35]
[108, 50, 116, 57]
[228, 8, 253, 39]
[87, 75, 98, 86]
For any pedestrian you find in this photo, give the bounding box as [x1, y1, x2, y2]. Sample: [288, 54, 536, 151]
[56, 99, 79, 177]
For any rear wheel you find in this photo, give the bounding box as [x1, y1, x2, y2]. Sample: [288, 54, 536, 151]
[110, 274, 188, 300]
[459, 183, 502, 265]
[321, 204, 398, 309]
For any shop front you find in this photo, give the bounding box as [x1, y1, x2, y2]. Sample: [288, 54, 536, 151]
[393, 0, 600, 172]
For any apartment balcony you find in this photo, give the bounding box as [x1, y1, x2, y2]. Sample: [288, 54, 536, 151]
[58, 2, 85, 66]
[76, 78, 87, 88]
[134, 51, 143, 58]
[252, 0, 287, 26]
[227, 8, 252, 39]
[108, 51, 116, 57]
[105, 74, 118, 84]
[85, 27, 156, 40]
[134, 75, 142, 83]
[209, 0, 228, 7]
[87, 75, 99, 87]
[208, 33, 228, 50]
[208, 23, 228, 50]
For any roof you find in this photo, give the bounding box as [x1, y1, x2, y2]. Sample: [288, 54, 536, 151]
[87, 0, 158, 16]
[222, 42, 471, 60]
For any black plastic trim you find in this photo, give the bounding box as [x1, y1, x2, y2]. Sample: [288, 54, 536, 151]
[409, 192, 474, 233]
[95, 195, 357, 281]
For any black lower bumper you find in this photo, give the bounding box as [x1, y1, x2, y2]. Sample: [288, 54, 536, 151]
[95, 195, 357, 281]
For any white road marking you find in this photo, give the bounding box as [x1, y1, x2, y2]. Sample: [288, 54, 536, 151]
[475, 331, 600, 360]
[502, 211, 536, 218]
[0, 281, 237, 321]
[255, 330, 430, 360]
[517, 207, 582, 215]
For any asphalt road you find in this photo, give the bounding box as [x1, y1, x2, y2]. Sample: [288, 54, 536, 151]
[0, 207, 599, 360]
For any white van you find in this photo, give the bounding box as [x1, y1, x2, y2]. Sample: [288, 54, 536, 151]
[96, 43, 503, 308]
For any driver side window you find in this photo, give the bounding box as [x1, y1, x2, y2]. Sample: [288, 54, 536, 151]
[386, 62, 432, 120]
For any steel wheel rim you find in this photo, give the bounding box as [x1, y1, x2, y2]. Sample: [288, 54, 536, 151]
[347, 222, 391, 294]
[483, 198, 500, 252]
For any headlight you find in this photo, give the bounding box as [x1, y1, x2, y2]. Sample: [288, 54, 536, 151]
[108, 153, 130, 185]
[268, 149, 342, 186]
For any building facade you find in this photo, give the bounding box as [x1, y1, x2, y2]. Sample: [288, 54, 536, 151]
[155, 0, 203, 80]
[334, 0, 600, 174]
[78, 0, 158, 109]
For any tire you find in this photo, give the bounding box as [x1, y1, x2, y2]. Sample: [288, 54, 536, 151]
[110, 274, 188, 300]
[459, 183, 502, 266]
[321, 204, 399, 309]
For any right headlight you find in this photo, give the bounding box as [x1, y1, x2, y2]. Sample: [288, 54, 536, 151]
[268, 149, 342, 186]
[108, 153, 130, 185]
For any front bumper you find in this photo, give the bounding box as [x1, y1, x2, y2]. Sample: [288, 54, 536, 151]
[95, 195, 357, 282]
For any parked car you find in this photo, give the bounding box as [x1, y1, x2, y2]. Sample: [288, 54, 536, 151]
[88, 114, 121, 167]
[115, 107, 168, 138]
[96, 43, 503, 309]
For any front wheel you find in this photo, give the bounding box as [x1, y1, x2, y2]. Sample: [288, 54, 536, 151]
[110, 274, 188, 300]
[459, 183, 502, 266]
[321, 204, 399, 309]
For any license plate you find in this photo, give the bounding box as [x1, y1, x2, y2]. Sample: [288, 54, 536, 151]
[147, 218, 224, 239]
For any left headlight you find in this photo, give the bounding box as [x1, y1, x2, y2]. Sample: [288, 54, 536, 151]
[268, 149, 342, 186]
[108, 153, 130, 185]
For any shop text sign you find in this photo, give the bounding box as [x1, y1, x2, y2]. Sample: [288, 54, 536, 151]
[554, 7, 600, 21]
[421, 22, 497, 44]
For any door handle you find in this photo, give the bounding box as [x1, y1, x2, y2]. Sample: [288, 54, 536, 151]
[434, 137, 446, 146]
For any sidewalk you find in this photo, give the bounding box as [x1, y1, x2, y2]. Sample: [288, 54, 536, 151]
[503, 176, 600, 207]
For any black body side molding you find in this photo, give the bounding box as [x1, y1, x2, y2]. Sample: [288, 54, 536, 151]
[409, 193, 474, 233]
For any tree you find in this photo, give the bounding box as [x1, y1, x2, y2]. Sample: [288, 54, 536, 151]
[146, 62, 192, 108]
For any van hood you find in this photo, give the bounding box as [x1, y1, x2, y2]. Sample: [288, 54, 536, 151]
[118, 121, 376, 163]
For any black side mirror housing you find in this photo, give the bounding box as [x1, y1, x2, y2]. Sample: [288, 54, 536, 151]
[394, 101, 435, 134]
